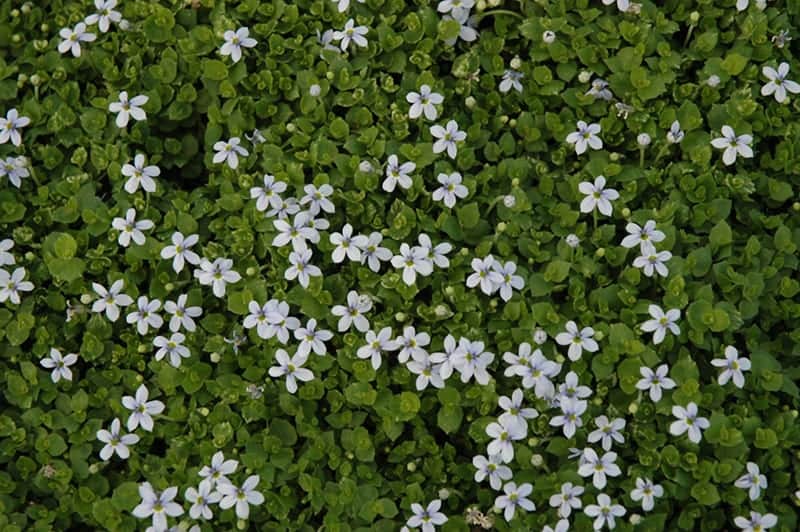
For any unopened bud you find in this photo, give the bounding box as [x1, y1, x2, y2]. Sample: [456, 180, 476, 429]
[502, 195, 516, 208]
[245, 267, 256, 276]
[407, 462, 417, 472]
[531, 454, 544, 467]
[465, 96, 476, 109]
[533, 328, 547, 345]
[630, 514, 642, 525]
[395, 312, 406, 322]
[596, 247, 605, 257]
[199, 407, 209, 416]
[637, 133, 651, 147]
[309, 84, 321, 97]
[707, 75, 721, 87]
[80, 293, 93, 304]
[438, 488, 450, 500]
[689, 11, 700, 24]
[542, 30, 556, 44]
[578, 71, 592, 83]
[510, 56, 522, 70]
[359, 160, 373, 173]
[286, 123, 296, 133]
[210, 352, 221, 363]
[622, 207, 631, 218]
[496, 222, 507, 233]
[566, 234, 580, 248]
[629, 402, 639, 414]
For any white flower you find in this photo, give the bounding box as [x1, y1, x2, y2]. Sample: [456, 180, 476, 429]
[620, 220, 665, 250]
[578, 449, 621, 489]
[549, 482, 584, 518]
[584, 493, 626, 530]
[0, 238, 15, 266]
[549, 397, 587, 438]
[566, 120, 602, 155]
[558, 370, 593, 401]
[667, 120, 684, 143]
[163, 294, 202, 333]
[588, 416, 626, 451]
[437, 0, 475, 15]
[273, 211, 319, 252]
[97, 417, 139, 460]
[294, 318, 333, 357]
[40, 348, 78, 383]
[194, 258, 241, 297]
[669, 402, 710, 443]
[640, 305, 680, 344]
[566, 234, 581, 248]
[250, 174, 287, 211]
[300, 183, 335, 216]
[407, 499, 448, 531]
[579, 176, 619, 216]
[430, 120, 466, 159]
[430, 334, 458, 380]
[160, 232, 201, 273]
[543, 519, 570, 532]
[417, 234, 451, 269]
[451, 338, 494, 385]
[331, 291, 372, 332]
[637, 133, 652, 147]
[217, 475, 264, 520]
[132, 482, 184, 532]
[244, 300, 274, 339]
[508, 344, 560, 399]
[333, 0, 365, 13]
[498, 388, 538, 432]
[0, 109, 31, 147]
[734, 462, 768, 501]
[108, 91, 148, 128]
[711, 345, 751, 388]
[734, 512, 778, 532]
[494, 482, 535, 522]
[220, 27, 257, 63]
[330, 223, 367, 263]
[111, 208, 154, 247]
[91, 279, 133, 322]
[632, 249, 672, 277]
[268, 349, 314, 394]
[499, 70, 524, 93]
[442, 10, 478, 45]
[761, 62, 800, 103]
[395, 326, 431, 364]
[316, 28, 340, 55]
[357, 327, 399, 370]
[542, 30, 556, 44]
[630, 477, 663, 512]
[264, 300, 301, 344]
[383, 154, 415, 192]
[432, 172, 468, 208]
[0, 267, 33, 304]
[710, 125, 753, 166]
[555, 321, 599, 361]
[392, 243, 432, 286]
[485, 417, 525, 463]
[122, 154, 160, 194]
[266, 196, 301, 219]
[586, 78, 614, 100]
[635, 364, 676, 402]
[360, 232, 393, 272]
[84, 0, 121, 33]
[491, 260, 524, 302]
[406, 85, 444, 120]
[213, 137, 248, 169]
[473, 454, 513, 490]
[286, 248, 322, 288]
[407, 353, 445, 391]
[185, 480, 221, 520]
[122, 384, 165, 431]
[198, 451, 238, 486]
[153, 333, 191, 367]
[736, 0, 749, 10]
[0, 155, 29, 187]
[57, 22, 96, 58]
[332, 19, 369, 51]
[466, 255, 498, 295]
[125, 296, 163, 335]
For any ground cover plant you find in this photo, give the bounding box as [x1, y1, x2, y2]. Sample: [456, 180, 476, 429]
[0, 0, 799, 530]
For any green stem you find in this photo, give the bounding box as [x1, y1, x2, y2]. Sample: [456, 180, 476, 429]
[640, 147, 645, 168]
[478, 9, 524, 20]
[593, 209, 598, 232]
[144, 191, 150, 214]
[683, 25, 695, 48]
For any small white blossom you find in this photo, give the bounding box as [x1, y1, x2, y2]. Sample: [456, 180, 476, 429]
[111, 208, 153, 247]
[711, 345, 751, 388]
[542, 30, 556, 44]
[330, 223, 367, 263]
[331, 291, 372, 332]
[549, 396, 587, 438]
[286, 248, 322, 288]
[220, 27, 257, 63]
[555, 321, 599, 361]
[0, 155, 29, 187]
[217, 475, 264, 520]
[332, 19, 369, 51]
[669, 402, 710, 443]
[300, 183, 335, 216]
[273, 211, 319, 252]
[630, 478, 663, 512]
[584, 493, 626, 530]
[383, 154, 415, 192]
[579, 176, 619, 216]
[250, 174, 287, 211]
[432, 172, 468, 208]
[710, 125, 753, 166]
[132, 482, 184, 532]
[108, 91, 148, 128]
[391, 243, 432, 286]
[268, 349, 314, 394]
[122, 154, 160, 194]
[499, 70, 524, 93]
[213, 137, 248, 169]
[734, 512, 778, 532]
[588, 416, 626, 451]
[566, 234, 581, 248]
[0, 109, 31, 147]
[620, 220, 665, 251]
[185, 480, 221, 521]
[0, 267, 33, 304]
[160, 232, 201, 273]
[586, 78, 613, 100]
[91, 279, 133, 322]
[442, 10, 478, 45]
[549, 482, 584, 518]
[640, 304, 680, 344]
[333, 0, 365, 13]
[498, 388, 538, 432]
[122, 384, 165, 431]
[153, 333, 191, 367]
[734, 462, 768, 501]
[40, 348, 78, 383]
[473, 454, 513, 491]
[163, 294, 202, 333]
[578, 449, 621, 489]
[407, 499, 448, 531]
[566, 120, 602, 155]
[357, 327, 399, 370]
[494, 482, 535, 522]
[558, 370, 593, 401]
[635, 364, 676, 402]
[417, 234, 451, 269]
[466, 255, 498, 295]
[294, 318, 333, 357]
[430, 120, 466, 159]
[84, 0, 122, 33]
[491, 260, 524, 302]
[126, 296, 163, 335]
[632, 249, 672, 278]
[451, 338, 494, 385]
[406, 85, 444, 120]
[667, 120, 684, 143]
[57, 22, 96, 58]
[96, 417, 139, 460]
[194, 258, 241, 298]
[198, 451, 238, 486]
[395, 326, 431, 364]
[360, 232, 393, 272]
[407, 353, 445, 391]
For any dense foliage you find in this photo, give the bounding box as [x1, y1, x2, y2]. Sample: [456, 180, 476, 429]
[1, 0, 799, 531]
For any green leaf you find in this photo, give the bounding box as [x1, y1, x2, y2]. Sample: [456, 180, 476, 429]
[202, 59, 229, 81]
[544, 260, 571, 283]
[456, 202, 480, 229]
[709, 220, 732, 250]
[690, 482, 720, 505]
[437, 405, 463, 434]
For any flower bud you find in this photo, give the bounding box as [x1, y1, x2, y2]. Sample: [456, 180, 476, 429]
[542, 30, 556, 44]
[10, 9, 19, 18]
[622, 207, 631, 218]
[459, 248, 469, 256]
[637, 133, 651, 147]
[286, 123, 296, 133]
[80, 294, 93, 304]
[138, 344, 148, 353]
[359, 160, 373, 173]
[530, 454, 544, 467]
[119, 19, 131, 31]
[595, 247, 605, 257]
[500, 115, 509, 124]
[445, 286, 454, 296]
[707, 75, 720, 87]
[628, 402, 639, 414]
[11, 34, 21, 44]
[41, 23, 49, 32]
[792, 202, 800, 212]
[489, 299, 498, 309]
[689, 11, 700, 24]
[326, 71, 334, 80]
[407, 462, 417, 472]
[755, 0, 766, 10]
[199, 407, 210, 416]
[434, 304, 449, 318]
[395, 312, 406, 322]
[309, 84, 321, 97]
[566, 234, 580, 248]
[210, 352, 221, 363]
[578, 71, 592, 83]
[510, 56, 522, 70]
[630, 514, 642, 525]
[465, 96, 476, 109]
[89, 463, 101, 474]
[508, 118, 517, 128]
[21, 3, 32, 14]
[30, 74, 42, 86]
[533, 328, 547, 345]
[438, 488, 450, 500]
[237, 519, 247, 530]
[555, 354, 565, 364]
[511, 178, 520, 187]
[496, 222, 507, 233]
[502, 195, 516, 208]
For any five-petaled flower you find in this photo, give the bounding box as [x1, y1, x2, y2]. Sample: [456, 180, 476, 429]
[0, 108, 31, 146]
[430, 120, 466, 159]
[0, 267, 34, 304]
[269, 349, 314, 393]
[584, 493, 626, 530]
[331, 290, 372, 332]
[432, 172, 468, 208]
[579, 176, 619, 216]
[332, 19, 369, 51]
[640, 304, 680, 344]
[220, 27, 257, 63]
[58, 22, 97, 58]
[711, 345, 751, 388]
[407, 499, 448, 531]
[217, 475, 265, 519]
[112, 208, 154, 247]
[40, 348, 78, 383]
[555, 321, 599, 361]
[734, 462, 767, 501]
[494, 482, 535, 522]
[734, 511, 778, 532]
[710, 125, 753, 166]
[97, 417, 139, 460]
[635, 364, 676, 402]
[213, 137, 248, 169]
[630, 477, 663, 511]
[153, 333, 191, 367]
[122, 384, 165, 431]
[91, 279, 133, 322]
[160, 232, 201, 274]
[122, 154, 160, 194]
[566, 120, 603, 155]
[132, 482, 184, 531]
[194, 258, 241, 297]
[761, 62, 800, 103]
[669, 402, 710, 443]
[126, 296, 163, 335]
[406, 85, 444, 120]
[109, 91, 148, 128]
[84, 0, 122, 33]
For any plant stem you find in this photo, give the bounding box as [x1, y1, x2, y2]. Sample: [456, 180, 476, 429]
[478, 9, 524, 20]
